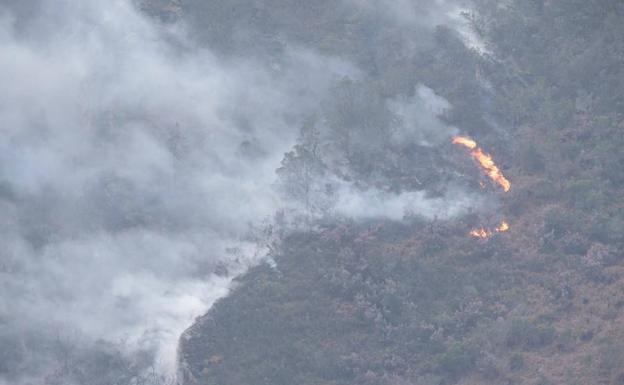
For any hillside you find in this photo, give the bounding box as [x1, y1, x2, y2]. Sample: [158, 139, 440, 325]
[177, 1, 624, 385]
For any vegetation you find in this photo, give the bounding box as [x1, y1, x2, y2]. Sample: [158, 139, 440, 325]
[171, 1, 624, 384]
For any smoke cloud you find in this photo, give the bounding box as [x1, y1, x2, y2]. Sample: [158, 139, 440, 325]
[0, 0, 358, 382]
[389, 84, 459, 146]
[0, 0, 482, 383]
[333, 184, 486, 221]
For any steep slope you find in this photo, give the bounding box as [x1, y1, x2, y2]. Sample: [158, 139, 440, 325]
[178, 1, 624, 385]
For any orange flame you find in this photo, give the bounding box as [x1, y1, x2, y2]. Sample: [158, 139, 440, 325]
[470, 228, 490, 239]
[452, 136, 477, 149]
[469, 220, 509, 239]
[453, 136, 511, 192]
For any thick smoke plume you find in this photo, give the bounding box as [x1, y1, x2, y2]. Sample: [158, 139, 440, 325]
[0, 0, 482, 383]
[0, 1, 358, 381]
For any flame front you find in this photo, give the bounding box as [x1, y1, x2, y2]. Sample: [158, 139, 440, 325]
[452, 135, 511, 192]
[452, 136, 477, 149]
[469, 228, 490, 239]
[496, 221, 509, 232]
[452, 136, 512, 238]
[469, 220, 509, 239]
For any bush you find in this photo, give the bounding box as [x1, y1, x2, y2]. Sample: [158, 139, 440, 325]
[544, 208, 584, 238]
[505, 319, 556, 350]
[517, 143, 545, 173]
[531, 179, 558, 201]
[564, 179, 607, 210]
[509, 353, 524, 371]
[535, 375, 553, 385]
[599, 339, 624, 376]
[435, 342, 478, 378]
[556, 330, 576, 352]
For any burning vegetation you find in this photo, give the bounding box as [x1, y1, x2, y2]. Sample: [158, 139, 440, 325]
[453, 135, 511, 192]
[453, 135, 511, 239]
[469, 220, 510, 239]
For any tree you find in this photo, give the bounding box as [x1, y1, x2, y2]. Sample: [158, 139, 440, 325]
[276, 119, 330, 223]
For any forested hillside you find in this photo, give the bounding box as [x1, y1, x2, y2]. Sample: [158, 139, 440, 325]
[178, 1, 624, 385]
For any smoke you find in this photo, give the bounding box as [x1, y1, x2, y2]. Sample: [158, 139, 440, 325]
[333, 184, 486, 221]
[346, 0, 466, 27]
[321, 84, 474, 220]
[0, 0, 357, 382]
[0, 0, 485, 383]
[351, 0, 490, 53]
[389, 84, 459, 146]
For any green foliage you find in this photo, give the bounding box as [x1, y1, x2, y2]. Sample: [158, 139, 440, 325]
[435, 342, 479, 378]
[504, 318, 556, 350]
[599, 339, 624, 375]
[556, 330, 576, 352]
[530, 179, 558, 201]
[509, 353, 524, 371]
[178, 1, 624, 384]
[535, 375, 553, 385]
[180, 225, 516, 384]
[475, 0, 624, 125]
[543, 207, 584, 238]
[563, 179, 607, 210]
[516, 143, 545, 173]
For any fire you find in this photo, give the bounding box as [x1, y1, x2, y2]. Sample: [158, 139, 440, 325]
[452, 136, 477, 150]
[469, 220, 510, 239]
[452, 136, 511, 192]
[452, 136, 512, 238]
[470, 228, 490, 239]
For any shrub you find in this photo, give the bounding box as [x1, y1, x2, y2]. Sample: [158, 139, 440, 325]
[517, 143, 545, 173]
[505, 319, 556, 350]
[509, 353, 524, 371]
[435, 342, 478, 378]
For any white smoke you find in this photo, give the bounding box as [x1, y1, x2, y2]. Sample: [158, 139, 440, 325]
[0, 0, 356, 381]
[0, 0, 485, 383]
[388, 84, 459, 147]
[333, 184, 486, 221]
